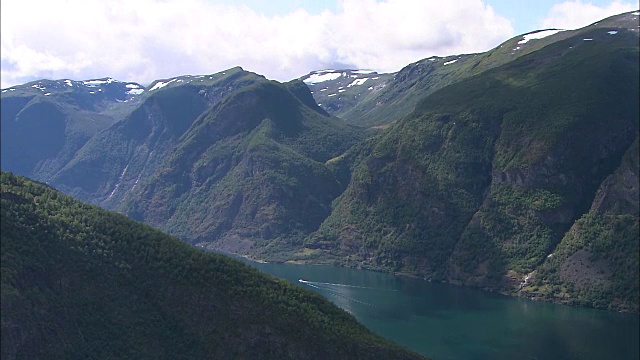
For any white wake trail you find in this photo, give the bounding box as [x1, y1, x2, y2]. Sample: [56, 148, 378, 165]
[298, 279, 374, 306]
[299, 279, 396, 291]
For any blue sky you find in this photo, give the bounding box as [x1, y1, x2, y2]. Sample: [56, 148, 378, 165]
[1, 0, 637, 88]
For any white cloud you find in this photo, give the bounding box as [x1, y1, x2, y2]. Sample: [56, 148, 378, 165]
[1, 0, 514, 88]
[540, 1, 637, 30]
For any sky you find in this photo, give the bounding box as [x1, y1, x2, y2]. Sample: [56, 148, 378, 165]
[1, 0, 637, 88]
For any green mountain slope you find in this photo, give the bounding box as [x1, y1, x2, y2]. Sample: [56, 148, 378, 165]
[48, 67, 266, 204]
[116, 78, 363, 259]
[307, 17, 639, 311]
[1, 172, 424, 360]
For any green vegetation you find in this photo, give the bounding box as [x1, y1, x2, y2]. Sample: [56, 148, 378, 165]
[521, 139, 639, 312]
[528, 212, 639, 312]
[1, 172, 424, 359]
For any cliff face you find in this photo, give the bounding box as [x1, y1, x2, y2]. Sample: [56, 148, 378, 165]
[520, 139, 639, 312]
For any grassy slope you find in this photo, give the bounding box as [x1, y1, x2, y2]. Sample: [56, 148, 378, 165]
[1, 172, 424, 360]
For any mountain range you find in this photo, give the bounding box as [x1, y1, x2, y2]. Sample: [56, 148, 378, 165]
[2, 10, 638, 312]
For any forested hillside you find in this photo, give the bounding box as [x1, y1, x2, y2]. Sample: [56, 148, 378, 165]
[0, 172, 424, 359]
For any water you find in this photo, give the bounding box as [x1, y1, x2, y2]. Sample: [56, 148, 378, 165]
[240, 260, 639, 360]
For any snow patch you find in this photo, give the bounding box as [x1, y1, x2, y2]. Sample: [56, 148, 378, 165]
[320, 88, 328, 92]
[371, 77, 379, 80]
[327, 93, 337, 97]
[633, 11, 639, 15]
[304, 72, 342, 84]
[31, 84, 46, 91]
[149, 78, 177, 91]
[83, 78, 115, 87]
[352, 70, 375, 74]
[583, 38, 593, 41]
[347, 78, 368, 87]
[517, 29, 563, 44]
[128, 88, 144, 95]
[338, 89, 345, 92]
[443, 59, 458, 66]
[64, 80, 73, 87]
[367, 86, 373, 90]
[44, 93, 51, 96]
[607, 30, 618, 35]
[125, 83, 141, 88]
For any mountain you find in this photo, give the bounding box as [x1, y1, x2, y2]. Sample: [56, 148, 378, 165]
[305, 11, 639, 312]
[114, 77, 363, 258]
[0, 172, 424, 359]
[304, 12, 640, 128]
[46, 67, 267, 205]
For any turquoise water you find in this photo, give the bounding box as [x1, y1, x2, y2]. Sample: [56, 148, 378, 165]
[242, 260, 639, 360]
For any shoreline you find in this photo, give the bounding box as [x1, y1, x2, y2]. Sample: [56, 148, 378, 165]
[230, 252, 638, 314]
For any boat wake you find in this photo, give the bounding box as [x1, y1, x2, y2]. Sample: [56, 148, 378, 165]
[298, 279, 395, 307]
[298, 279, 396, 291]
